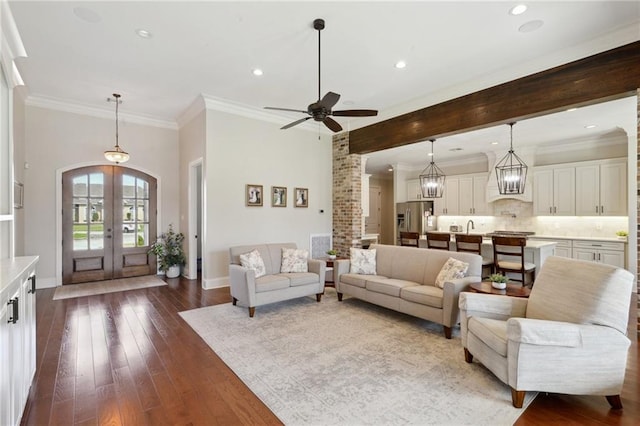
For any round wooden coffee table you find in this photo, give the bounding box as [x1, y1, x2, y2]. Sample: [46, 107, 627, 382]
[469, 281, 531, 298]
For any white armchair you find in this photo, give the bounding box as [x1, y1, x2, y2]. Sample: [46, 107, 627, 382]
[459, 256, 634, 408]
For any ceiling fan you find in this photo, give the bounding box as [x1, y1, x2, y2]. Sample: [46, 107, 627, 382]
[264, 18, 378, 133]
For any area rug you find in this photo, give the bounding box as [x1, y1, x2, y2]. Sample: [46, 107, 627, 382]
[179, 291, 536, 425]
[53, 275, 167, 300]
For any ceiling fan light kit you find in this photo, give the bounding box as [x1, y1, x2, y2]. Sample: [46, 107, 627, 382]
[264, 18, 378, 132]
[419, 139, 446, 198]
[104, 93, 130, 164]
[495, 122, 527, 195]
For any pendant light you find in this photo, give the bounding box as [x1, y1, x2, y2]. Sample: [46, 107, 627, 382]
[495, 122, 527, 194]
[104, 93, 129, 164]
[419, 139, 446, 198]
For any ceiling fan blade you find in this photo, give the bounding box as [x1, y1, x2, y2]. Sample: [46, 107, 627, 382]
[323, 117, 343, 132]
[281, 116, 312, 130]
[264, 106, 308, 114]
[332, 109, 379, 117]
[319, 92, 340, 109]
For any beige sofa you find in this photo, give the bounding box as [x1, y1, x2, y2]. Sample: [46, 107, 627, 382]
[334, 244, 482, 338]
[229, 243, 326, 317]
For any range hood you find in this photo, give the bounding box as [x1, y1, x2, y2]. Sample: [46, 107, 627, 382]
[485, 149, 533, 203]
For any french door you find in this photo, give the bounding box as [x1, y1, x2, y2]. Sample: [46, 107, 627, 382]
[62, 166, 157, 284]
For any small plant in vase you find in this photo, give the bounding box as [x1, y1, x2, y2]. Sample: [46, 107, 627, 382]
[148, 224, 186, 278]
[326, 249, 337, 260]
[488, 273, 509, 290]
[615, 230, 628, 241]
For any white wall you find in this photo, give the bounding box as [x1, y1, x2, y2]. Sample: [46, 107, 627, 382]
[22, 105, 179, 285]
[12, 87, 26, 256]
[202, 109, 332, 288]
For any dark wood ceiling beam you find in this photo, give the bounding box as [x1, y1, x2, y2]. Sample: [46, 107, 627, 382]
[349, 41, 640, 155]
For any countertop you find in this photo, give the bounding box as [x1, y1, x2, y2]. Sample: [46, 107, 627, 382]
[530, 235, 628, 244]
[1, 256, 39, 294]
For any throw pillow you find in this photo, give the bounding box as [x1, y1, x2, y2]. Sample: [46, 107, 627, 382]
[435, 257, 469, 288]
[239, 249, 266, 278]
[349, 248, 377, 275]
[280, 248, 309, 273]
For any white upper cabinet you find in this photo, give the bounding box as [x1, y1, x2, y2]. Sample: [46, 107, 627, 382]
[406, 179, 423, 201]
[575, 160, 626, 216]
[459, 174, 490, 215]
[533, 166, 575, 216]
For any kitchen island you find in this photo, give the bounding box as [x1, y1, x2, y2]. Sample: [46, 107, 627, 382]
[418, 235, 557, 275]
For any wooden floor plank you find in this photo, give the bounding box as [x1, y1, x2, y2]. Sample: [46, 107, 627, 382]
[20, 276, 639, 426]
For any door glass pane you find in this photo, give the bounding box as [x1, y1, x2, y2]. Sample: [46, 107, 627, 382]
[123, 175, 135, 198]
[72, 196, 88, 251]
[89, 173, 104, 197]
[136, 224, 149, 247]
[73, 175, 88, 197]
[90, 225, 104, 250]
[136, 179, 149, 198]
[136, 199, 149, 222]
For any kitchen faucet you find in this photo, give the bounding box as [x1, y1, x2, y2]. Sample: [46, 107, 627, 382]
[466, 219, 475, 234]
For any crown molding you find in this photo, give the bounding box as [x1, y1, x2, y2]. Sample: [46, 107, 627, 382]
[176, 95, 206, 128]
[24, 94, 178, 130]
[200, 93, 332, 135]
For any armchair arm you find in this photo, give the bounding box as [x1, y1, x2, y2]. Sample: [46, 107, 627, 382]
[229, 264, 257, 306]
[307, 259, 327, 287]
[507, 317, 582, 347]
[442, 275, 480, 328]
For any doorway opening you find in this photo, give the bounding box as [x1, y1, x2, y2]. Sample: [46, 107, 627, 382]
[188, 159, 203, 280]
[61, 165, 157, 284]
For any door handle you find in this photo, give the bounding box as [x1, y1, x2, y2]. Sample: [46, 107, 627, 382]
[28, 275, 36, 294]
[554, 206, 557, 214]
[106, 235, 112, 239]
[7, 297, 19, 324]
[596, 206, 598, 213]
[600, 206, 604, 214]
[549, 207, 552, 214]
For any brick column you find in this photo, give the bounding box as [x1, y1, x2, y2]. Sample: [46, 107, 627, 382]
[637, 90, 639, 336]
[332, 132, 362, 257]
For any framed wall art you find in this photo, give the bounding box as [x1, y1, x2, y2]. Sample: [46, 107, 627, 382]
[294, 187, 308, 208]
[272, 186, 287, 207]
[246, 184, 263, 206]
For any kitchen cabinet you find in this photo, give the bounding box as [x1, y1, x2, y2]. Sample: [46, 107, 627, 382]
[572, 241, 625, 268]
[459, 174, 490, 215]
[406, 179, 423, 201]
[533, 166, 575, 216]
[362, 174, 370, 217]
[575, 160, 626, 216]
[434, 177, 459, 215]
[1, 256, 38, 426]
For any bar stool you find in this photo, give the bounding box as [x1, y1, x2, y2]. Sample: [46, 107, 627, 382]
[425, 232, 451, 250]
[399, 232, 420, 247]
[455, 234, 493, 278]
[492, 236, 536, 286]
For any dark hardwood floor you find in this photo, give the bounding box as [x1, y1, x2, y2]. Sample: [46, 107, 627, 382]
[21, 276, 638, 425]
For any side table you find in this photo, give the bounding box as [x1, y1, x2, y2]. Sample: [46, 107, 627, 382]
[469, 281, 531, 298]
[322, 257, 348, 288]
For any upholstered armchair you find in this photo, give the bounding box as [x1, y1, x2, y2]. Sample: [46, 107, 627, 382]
[459, 256, 634, 408]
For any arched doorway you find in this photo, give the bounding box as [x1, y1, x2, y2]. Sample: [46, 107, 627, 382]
[61, 165, 157, 284]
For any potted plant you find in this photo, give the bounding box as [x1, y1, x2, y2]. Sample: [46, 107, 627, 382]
[148, 224, 186, 278]
[326, 249, 337, 260]
[488, 273, 509, 290]
[615, 230, 628, 241]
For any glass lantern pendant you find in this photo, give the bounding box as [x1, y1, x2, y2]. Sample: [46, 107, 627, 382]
[495, 122, 527, 195]
[419, 139, 446, 198]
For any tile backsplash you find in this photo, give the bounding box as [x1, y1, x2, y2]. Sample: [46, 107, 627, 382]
[435, 199, 628, 238]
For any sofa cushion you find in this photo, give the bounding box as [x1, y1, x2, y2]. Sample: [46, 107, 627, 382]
[434, 257, 469, 288]
[400, 285, 443, 308]
[365, 277, 417, 297]
[280, 248, 309, 273]
[255, 274, 290, 293]
[281, 272, 319, 287]
[239, 249, 266, 278]
[468, 317, 508, 357]
[341, 273, 376, 288]
[350, 248, 377, 274]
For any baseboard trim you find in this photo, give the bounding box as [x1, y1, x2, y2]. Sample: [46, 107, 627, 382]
[203, 276, 229, 289]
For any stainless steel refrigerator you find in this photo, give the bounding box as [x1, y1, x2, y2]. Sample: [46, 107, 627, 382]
[396, 201, 437, 243]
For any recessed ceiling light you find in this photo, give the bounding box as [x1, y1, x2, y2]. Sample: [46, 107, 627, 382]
[387, 166, 393, 172]
[491, 141, 499, 145]
[252, 68, 264, 76]
[449, 148, 463, 152]
[428, 152, 434, 156]
[518, 20, 544, 33]
[566, 107, 578, 112]
[395, 61, 407, 69]
[343, 100, 355, 106]
[585, 124, 597, 129]
[135, 29, 153, 39]
[509, 4, 528, 16]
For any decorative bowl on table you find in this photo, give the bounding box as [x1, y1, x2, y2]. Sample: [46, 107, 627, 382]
[491, 281, 507, 290]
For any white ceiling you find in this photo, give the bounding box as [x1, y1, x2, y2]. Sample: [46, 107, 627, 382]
[7, 1, 640, 172]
